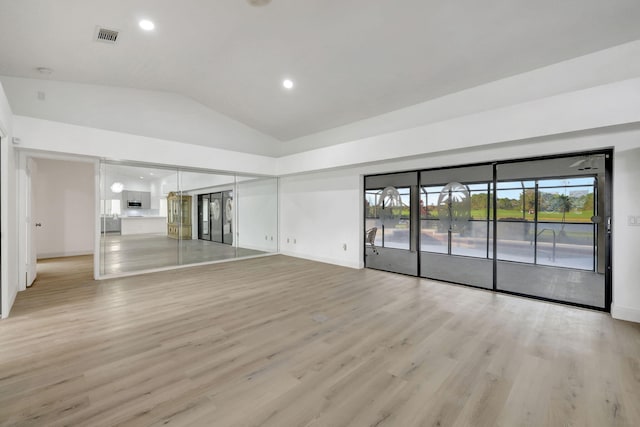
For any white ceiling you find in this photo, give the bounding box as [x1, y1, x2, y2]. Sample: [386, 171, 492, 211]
[1, 0, 640, 141]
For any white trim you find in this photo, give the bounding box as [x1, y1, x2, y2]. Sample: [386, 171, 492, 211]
[0, 127, 8, 318]
[279, 250, 362, 270]
[358, 174, 365, 269]
[37, 251, 93, 260]
[94, 161, 101, 280]
[96, 252, 279, 280]
[17, 151, 27, 291]
[611, 303, 640, 323]
[234, 243, 277, 253]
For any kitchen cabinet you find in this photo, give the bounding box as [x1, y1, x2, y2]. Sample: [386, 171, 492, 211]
[167, 192, 192, 239]
[100, 216, 121, 233]
[122, 191, 151, 209]
[141, 192, 151, 209]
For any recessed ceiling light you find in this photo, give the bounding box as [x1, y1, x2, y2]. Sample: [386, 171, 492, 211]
[282, 79, 294, 89]
[139, 19, 155, 31]
[139, 176, 145, 179]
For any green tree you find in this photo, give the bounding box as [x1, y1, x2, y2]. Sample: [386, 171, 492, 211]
[550, 194, 573, 222]
[582, 192, 594, 212]
[519, 189, 536, 211]
[497, 197, 518, 210]
[470, 193, 488, 211]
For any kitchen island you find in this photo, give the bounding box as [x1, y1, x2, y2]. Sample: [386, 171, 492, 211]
[120, 216, 167, 236]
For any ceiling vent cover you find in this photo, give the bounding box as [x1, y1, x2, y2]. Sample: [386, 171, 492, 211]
[95, 27, 119, 44]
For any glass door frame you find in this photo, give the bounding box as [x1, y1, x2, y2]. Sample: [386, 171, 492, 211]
[364, 171, 420, 276]
[363, 149, 613, 312]
[197, 194, 211, 241]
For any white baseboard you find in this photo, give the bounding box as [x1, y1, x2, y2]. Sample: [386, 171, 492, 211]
[238, 243, 278, 252]
[280, 251, 362, 269]
[37, 250, 93, 260]
[1, 289, 17, 319]
[611, 303, 640, 323]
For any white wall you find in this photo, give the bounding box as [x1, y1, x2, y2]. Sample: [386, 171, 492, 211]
[238, 178, 278, 252]
[32, 158, 94, 258]
[611, 146, 640, 322]
[12, 116, 277, 177]
[0, 76, 281, 156]
[0, 82, 17, 318]
[280, 171, 361, 268]
[177, 173, 235, 193]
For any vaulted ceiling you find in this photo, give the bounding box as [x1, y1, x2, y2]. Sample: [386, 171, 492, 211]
[1, 0, 640, 141]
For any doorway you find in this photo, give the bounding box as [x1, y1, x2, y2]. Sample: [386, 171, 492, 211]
[364, 151, 612, 311]
[198, 190, 233, 245]
[19, 154, 97, 290]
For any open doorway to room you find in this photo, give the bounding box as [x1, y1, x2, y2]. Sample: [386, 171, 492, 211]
[20, 155, 96, 290]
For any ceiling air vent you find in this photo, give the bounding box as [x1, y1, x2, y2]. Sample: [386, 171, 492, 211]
[95, 26, 119, 44]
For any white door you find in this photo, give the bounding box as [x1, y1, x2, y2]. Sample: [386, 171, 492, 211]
[25, 157, 37, 287]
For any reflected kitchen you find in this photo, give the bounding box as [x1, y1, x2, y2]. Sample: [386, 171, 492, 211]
[102, 182, 167, 236]
[99, 162, 279, 276]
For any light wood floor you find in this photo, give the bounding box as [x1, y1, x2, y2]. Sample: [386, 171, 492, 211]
[1, 255, 639, 426]
[101, 234, 266, 275]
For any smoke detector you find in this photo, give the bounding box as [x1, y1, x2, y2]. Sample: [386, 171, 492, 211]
[94, 26, 119, 44]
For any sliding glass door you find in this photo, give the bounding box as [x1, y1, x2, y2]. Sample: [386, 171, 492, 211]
[419, 165, 494, 289]
[222, 190, 233, 245]
[211, 192, 223, 243]
[364, 172, 418, 276]
[198, 192, 225, 244]
[363, 151, 612, 310]
[198, 194, 211, 241]
[495, 155, 609, 308]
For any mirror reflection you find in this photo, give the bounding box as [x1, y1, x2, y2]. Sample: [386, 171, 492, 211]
[100, 162, 277, 276]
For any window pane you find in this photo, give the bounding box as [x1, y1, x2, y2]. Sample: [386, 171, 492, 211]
[496, 221, 535, 263]
[536, 223, 595, 270]
[365, 218, 383, 247]
[537, 177, 594, 188]
[451, 221, 489, 258]
[420, 219, 447, 253]
[383, 220, 410, 249]
[496, 182, 534, 221]
[470, 188, 489, 220]
[537, 184, 595, 223]
[365, 190, 381, 218]
[420, 186, 443, 219]
[384, 187, 410, 249]
[465, 183, 489, 191]
[496, 180, 535, 189]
